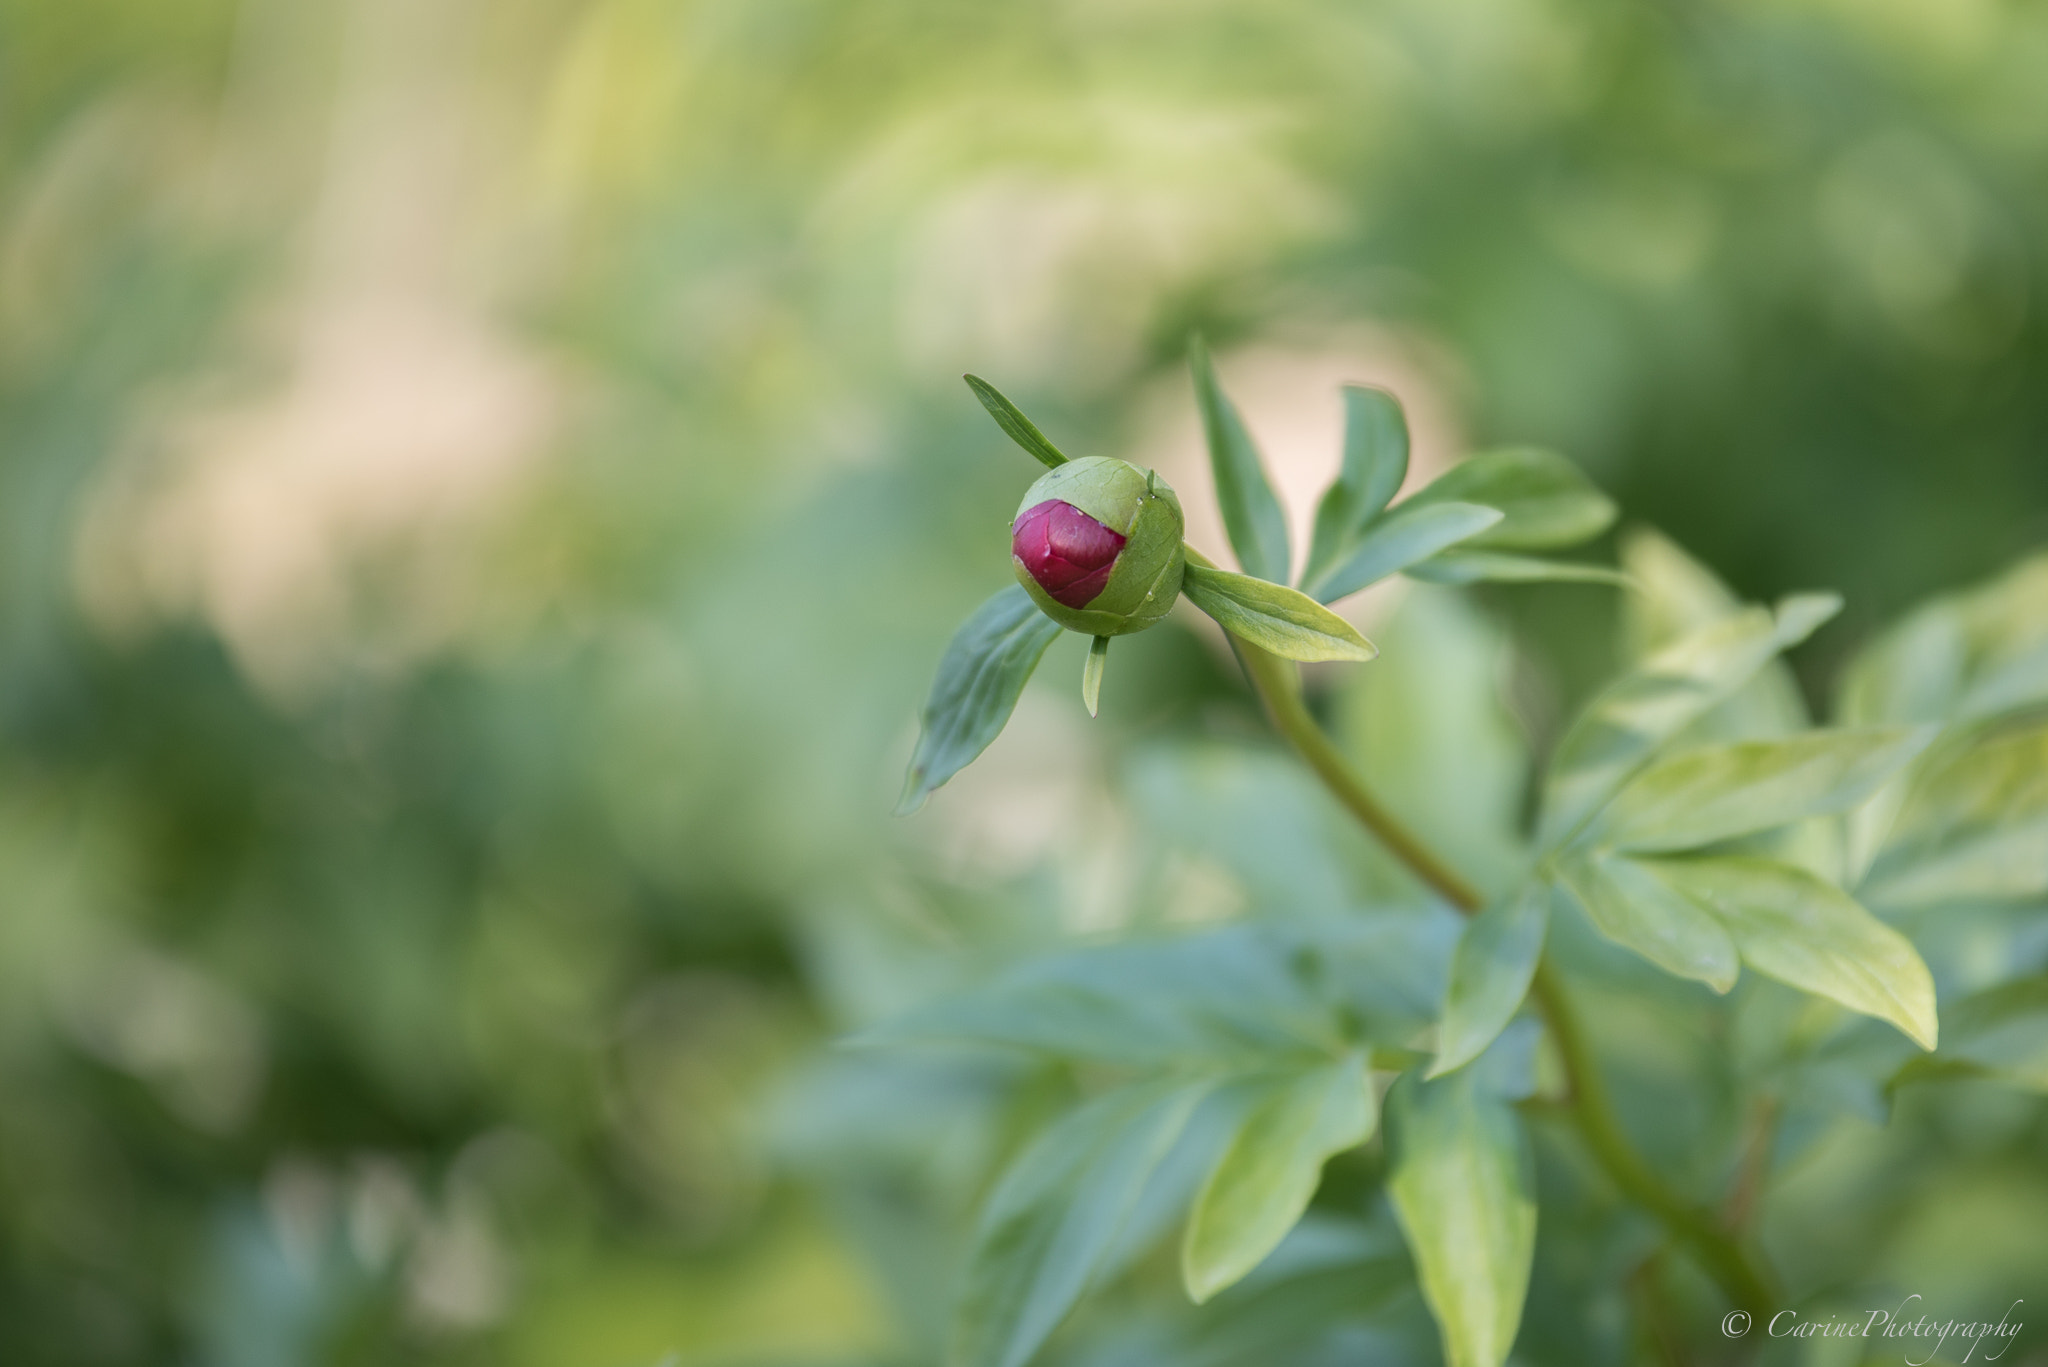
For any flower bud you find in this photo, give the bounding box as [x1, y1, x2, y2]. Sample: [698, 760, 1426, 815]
[1011, 457, 1186, 635]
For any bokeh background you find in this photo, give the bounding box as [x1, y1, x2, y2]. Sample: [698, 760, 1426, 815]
[3, 0, 2047, 1362]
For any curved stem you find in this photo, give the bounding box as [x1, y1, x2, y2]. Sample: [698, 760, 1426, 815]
[1233, 638, 1778, 1322]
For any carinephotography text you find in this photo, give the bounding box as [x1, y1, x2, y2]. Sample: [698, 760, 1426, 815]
[1720, 1297, 2024, 1364]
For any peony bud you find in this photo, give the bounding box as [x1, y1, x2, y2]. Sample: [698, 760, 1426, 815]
[1010, 457, 1186, 635]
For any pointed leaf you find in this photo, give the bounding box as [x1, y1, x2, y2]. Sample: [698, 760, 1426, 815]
[953, 1080, 1212, 1367]
[1407, 550, 1631, 586]
[898, 585, 1064, 813]
[1191, 339, 1291, 583]
[1554, 853, 1739, 991]
[1587, 727, 1932, 854]
[1386, 1069, 1536, 1367]
[965, 374, 1068, 469]
[1182, 562, 1377, 663]
[1181, 1059, 1376, 1303]
[1302, 385, 1409, 587]
[1642, 855, 1937, 1049]
[1404, 448, 1615, 550]
[1538, 594, 1841, 846]
[1896, 975, 2048, 1093]
[1863, 722, 2048, 908]
[1306, 501, 1502, 604]
[1431, 886, 1548, 1078]
[1081, 635, 1109, 718]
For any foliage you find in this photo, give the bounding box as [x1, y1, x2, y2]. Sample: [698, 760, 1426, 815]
[5, 0, 2048, 1364]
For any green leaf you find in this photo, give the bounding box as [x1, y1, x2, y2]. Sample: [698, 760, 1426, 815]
[1895, 975, 2048, 1093]
[953, 1079, 1212, 1367]
[1081, 635, 1109, 718]
[1538, 594, 1841, 847]
[1190, 339, 1291, 583]
[1640, 855, 1937, 1049]
[850, 927, 1357, 1070]
[1862, 722, 2048, 908]
[1403, 448, 1616, 551]
[965, 374, 1068, 469]
[1305, 501, 1502, 604]
[1619, 527, 1813, 742]
[1301, 385, 1409, 588]
[1385, 1069, 1536, 1367]
[1554, 853, 1739, 991]
[1182, 562, 1377, 663]
[1181, 1059, 1377, 1303]
[1407, 550, 1630, 586]
[897, 585, 1064, 814]
[1430, 886, 1548, 1078]
[1586, 726, 1932, 855]
[1837, 552, 2048, 727]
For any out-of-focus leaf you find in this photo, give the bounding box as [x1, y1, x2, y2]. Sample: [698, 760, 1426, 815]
[1538, 594, 1842, 846]
[898, 585, 1064, 813]
[953, 1079, 1212, 1367]
[1190, 340, 1290, 584]
[1334, 588, 1529, 893]
[849, 928, 1356, 1069]
[1642, 856, 1937, 1048]
[1892, 975, 2048, 1094]
[1407, 550, 1630, 586]
[965, 374, 1069, 469]
[1862, 722, 2048, 908]
[1306, 501, 1502, 604]
[1181, 1058, 1376, 1302]
[1170, 1219, 1414, 1367]
[1182, 563, 1377, 663]
[1385, 1069, 1535, 1367]
[1585, 727, 1932, 854]
[1430, 886, 1547, 1078]
[1837, 553, 2048, 727]
[1403, 448, 1616, 550]
[1301, 385, 1409, 588]
[1620, 527, 1812, 742]
[1554, 853, 1739, 991]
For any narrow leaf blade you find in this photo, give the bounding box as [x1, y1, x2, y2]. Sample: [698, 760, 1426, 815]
[953, 1080, 1210, 1367]
[898, 585, 1063, 814]
[1081, 635, 1109, 718]
[1307, 501, 1503, 604]
[1190, 339, 1291, 583]
[1182, 562, 1378, 663]
[1403, 447, 1616, 550]
[1407, 550, 1630, 587]
[1302, 385, 1409, 587]
[1181, 1059, 1376, 1303]
[1644, 855, 1938, 1049]
[1431, 886, 1549, 1078]
[965, 374, 1068, 469]
[1386, 1069, 1536, 1367]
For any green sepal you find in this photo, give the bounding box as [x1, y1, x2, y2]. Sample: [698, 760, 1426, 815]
[1082, 635, 1109, 717]
[965, 374, 1069, 469]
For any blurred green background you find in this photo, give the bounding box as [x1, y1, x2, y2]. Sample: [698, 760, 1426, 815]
[3, 0, 2046, 1362]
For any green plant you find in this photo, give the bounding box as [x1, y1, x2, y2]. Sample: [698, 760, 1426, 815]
[883, 347, 2048, 1367]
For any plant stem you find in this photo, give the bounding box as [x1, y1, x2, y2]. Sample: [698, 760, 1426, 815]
[1233, 638, 1777, 1323]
